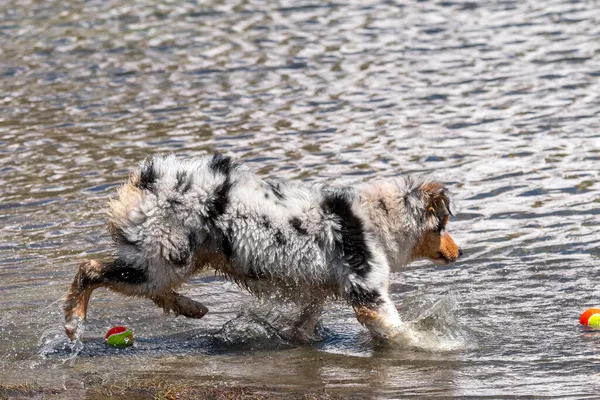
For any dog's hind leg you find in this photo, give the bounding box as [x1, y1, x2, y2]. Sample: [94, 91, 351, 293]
[288, 299, 324, 342]
[64, 259, 112, 340]
[64, 259, 209, 340]
[151, 291, 208, 319]
[65, 258, 157, 340]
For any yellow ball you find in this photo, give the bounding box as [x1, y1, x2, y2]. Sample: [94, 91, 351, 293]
[588, 314, 600, 329]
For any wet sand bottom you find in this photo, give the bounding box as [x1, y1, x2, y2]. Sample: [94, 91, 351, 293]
[0, 381, 344, 400]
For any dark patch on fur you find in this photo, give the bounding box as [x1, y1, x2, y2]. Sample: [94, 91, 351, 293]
[171, 231, 200, 268]
[109, 223, 138, 247]
[437, 219, 446, 232]
[206, 179, 233, 219]
[274, 230, 286, 245]
[169, 231, 200, 267]
[167, 196, 184, 208]
[420, 181, 453, 229]
[169, 250, 188, 267]
[220, 227, 234, 258]
[266, 180, 286, 201]
[289, 216, 308, 235]
[378, 198, 389, 215]
[260, 215, 271, 229]
[208, 153, 232, 176]
[322, 190, 372, 277]
[188, 231, 199, 251]
[347, 285, 382, 307]
[175, 170, 192, 194]
[103, 259, 148, 284]
[138, 157, 156, 191]
[246, 261, 270, 280]
[204, 154, 236, 219]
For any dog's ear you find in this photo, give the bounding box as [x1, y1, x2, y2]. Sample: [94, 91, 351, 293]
[419, 182, 451, 229]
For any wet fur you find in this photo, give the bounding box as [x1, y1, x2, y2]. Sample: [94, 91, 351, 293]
[64, 154, 461, 342]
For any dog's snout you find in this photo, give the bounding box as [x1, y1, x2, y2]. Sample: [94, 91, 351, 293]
[458, 248, 464, 258]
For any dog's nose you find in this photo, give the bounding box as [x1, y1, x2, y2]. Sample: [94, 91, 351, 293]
[458, 248, 464, 258]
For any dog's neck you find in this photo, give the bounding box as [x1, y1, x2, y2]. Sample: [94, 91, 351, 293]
[357, 181, 422, 271]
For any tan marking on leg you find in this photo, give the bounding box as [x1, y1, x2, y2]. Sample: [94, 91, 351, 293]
[64, 260, 104, 340]
[353, 305, 382, 325]
[352, 298, 405, 342]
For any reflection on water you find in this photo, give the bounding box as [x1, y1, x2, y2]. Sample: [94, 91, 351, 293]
[1, 0, 600, 397]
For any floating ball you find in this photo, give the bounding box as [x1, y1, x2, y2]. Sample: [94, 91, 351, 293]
[588, 314, 600, 329]
[105, 326, 134, 347]
[580, 308, 600, 325]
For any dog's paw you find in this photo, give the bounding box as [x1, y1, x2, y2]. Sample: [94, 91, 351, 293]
[64, 316, 82, 341]
[171, 294, 209, 319]
[353, 306, 409, 342]
[177, 304, 209, 319]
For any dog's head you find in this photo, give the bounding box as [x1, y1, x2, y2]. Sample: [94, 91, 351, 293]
[410, 182, 462, 265]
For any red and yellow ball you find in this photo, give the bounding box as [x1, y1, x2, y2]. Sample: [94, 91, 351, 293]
[580, 308, 600, 329]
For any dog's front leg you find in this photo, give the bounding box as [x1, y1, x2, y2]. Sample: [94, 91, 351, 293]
[151, 291, 208, 319]
[350, 289, 406, 342]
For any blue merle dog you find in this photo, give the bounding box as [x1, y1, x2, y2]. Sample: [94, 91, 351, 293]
[64, 153, 462, 342]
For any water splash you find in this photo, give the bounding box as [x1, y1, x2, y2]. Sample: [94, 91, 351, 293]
[391, 292, 472, 352]
[65, 327, 85, 367]
[209, 293, 471, 353]
[38, 322, 85, 366]
[211, 301, 322, 349]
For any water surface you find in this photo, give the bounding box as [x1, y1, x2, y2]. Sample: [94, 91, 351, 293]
[1, 0, 600, 397]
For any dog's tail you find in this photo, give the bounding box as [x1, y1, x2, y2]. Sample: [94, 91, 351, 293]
[106, 153, 237, 269]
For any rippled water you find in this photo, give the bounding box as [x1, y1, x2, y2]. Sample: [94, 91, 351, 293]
[1, 0, 600, 397]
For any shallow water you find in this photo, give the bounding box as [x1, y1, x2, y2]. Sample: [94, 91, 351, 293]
[1, 0, 600, 397]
